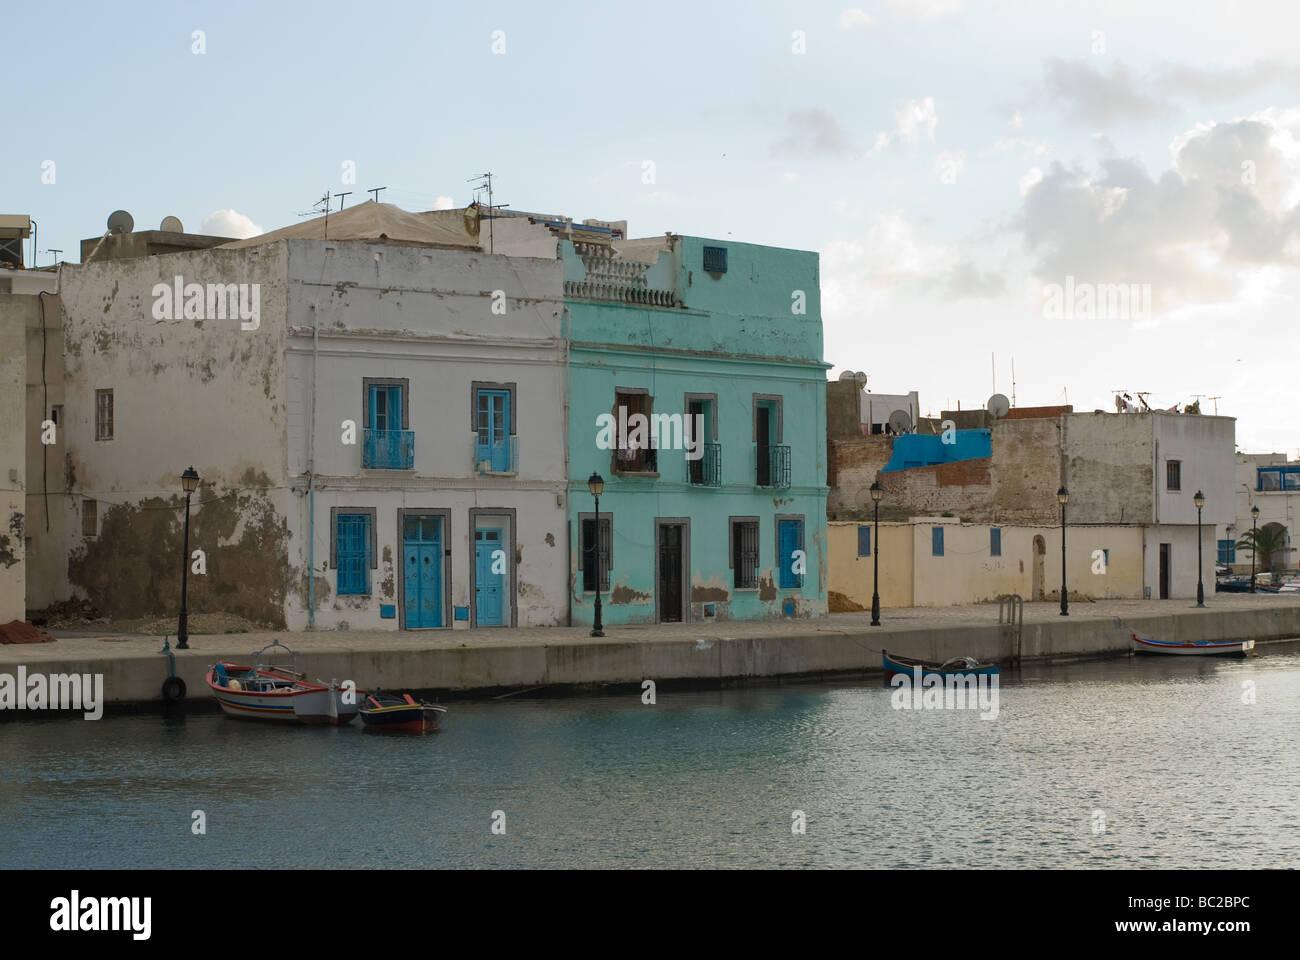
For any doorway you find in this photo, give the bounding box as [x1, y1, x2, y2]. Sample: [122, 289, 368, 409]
[402, 513, 445, 628]
[655, 519, 689, 623]
[1159, 543, 1171, 599]
[1032, 535, 1046, 601]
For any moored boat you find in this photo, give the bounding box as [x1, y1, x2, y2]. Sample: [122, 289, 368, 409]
[881, 649, 999, 680]
[1131, 634, 1255, 657]
[205, 640, 360, 725]
[359, 692, 447, 733]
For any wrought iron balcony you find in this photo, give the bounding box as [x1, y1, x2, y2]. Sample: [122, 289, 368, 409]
[687, 442, 722, 487]
[473, 434, 519, 475]
[756, 444, 791, 488]
[613, 443, 657, 474]
[363, 429, 415, 470]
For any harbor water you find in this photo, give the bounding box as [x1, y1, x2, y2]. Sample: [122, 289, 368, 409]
[2, 643, 1298, 869]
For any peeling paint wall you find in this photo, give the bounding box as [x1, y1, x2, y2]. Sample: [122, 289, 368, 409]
[0, 300, 26, 621]
[57, 245, 290, 623]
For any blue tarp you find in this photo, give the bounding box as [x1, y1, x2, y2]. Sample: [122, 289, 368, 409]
[882, 429, 992, 472]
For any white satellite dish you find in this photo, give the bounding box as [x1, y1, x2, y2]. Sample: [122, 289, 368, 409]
[160, 216, 184, 233]
[887, 409, 912, 435]
[107, 210, 134, 235]
[988, 393, 1011, 419]
[854, 371, 868, 386]
[838, 370, 856, 381]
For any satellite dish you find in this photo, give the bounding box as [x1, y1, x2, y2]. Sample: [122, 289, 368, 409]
[160, 216, 184, 233]
[107, 210, 134, 235]
[838, 370, 856, 381]
[887, 409, 912, 435]
[854, 371, 868, 386]
[988, 393, 1011, 419]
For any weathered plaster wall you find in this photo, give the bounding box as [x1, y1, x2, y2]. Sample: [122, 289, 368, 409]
[1143, 524, 1218, 599]
[0, 300, 26, 621]
[21, 290, 68, 610]
[1061, 412, 1154, 524]
[281, 240, 570, 630]
[57, 245, 290, 624]
[827, 521, 914, 609]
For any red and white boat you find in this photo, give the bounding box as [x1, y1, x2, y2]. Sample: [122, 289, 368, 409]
[1131, 633, 1255, 657]
[205, 640, 360, 725]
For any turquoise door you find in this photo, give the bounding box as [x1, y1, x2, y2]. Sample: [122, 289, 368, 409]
[403, 515, 443, 628]
[475, 528, 504, 626]
[777, 519, 803, 589]
[475, 389, 511, 472]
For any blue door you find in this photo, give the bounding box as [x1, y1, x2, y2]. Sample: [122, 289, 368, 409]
[475, 527, 504, 626]
[778, 519, 803, 589]
[475, 389, 510, 472]
[403, 515, 443, 628]
[369, 384, 402, 431]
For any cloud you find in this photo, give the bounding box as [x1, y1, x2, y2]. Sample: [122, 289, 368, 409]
[1043, 59, 1171, 126]
[838, 8, 873, 29]
[772, 108, 851, 157]
[1154, 61, 1300, 102]
[870, 97, 937, 153]
[200, 210, 262, 239]
[945, 260, 1007, 299]
[888, 0, 964, 18]
[1018, 167, 1044, 197]
[433, 196, 455, 210]
[1017, 109, 1300, 309]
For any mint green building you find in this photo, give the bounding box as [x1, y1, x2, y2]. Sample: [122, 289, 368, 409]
[560, 231, 828, 625]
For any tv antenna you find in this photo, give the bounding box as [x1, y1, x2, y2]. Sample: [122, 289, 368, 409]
[298, 191, 331, 239]
[1207, 396, 1221, 415]
[468, 172, 499, 253]
[334, 191, 352, 211]
[1010, 356, 1016, 407]
[367, 187, 387, 203]
[46, 248, 62, 265]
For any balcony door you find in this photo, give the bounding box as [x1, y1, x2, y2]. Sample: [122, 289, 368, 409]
[476, 389, 511, 472]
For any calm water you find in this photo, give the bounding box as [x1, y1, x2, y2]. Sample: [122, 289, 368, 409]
[2, 644, 1298, 869]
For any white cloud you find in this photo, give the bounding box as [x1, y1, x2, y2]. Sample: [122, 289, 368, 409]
[200, 210, 262, 239]
[839, 8, 874, 29]
[870, 97, 937, 154]
[1018, 167, 1044, 196]
[888, 0, 964, 18]
[433, 196, 455, 210]
[783, 171, 800, 181]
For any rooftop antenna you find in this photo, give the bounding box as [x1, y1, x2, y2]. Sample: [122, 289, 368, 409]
[991, 352, 996, 395]
[367, 187, 387, 203]
[298, 191, 331, 239]
[46, 248, 62, 265]
[1010, 356, 1016, 407]
[334, 191, 352, 211]
[1208, 396, 1221, 415]
[468, 172, 496, 253]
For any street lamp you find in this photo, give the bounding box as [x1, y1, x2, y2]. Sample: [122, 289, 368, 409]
[1250, 504, 1259, 593]
[177, 466, 200, 649]
[587, 472, 605, 638]
[1057, 486, 1069, 616]
[1194, 490, 1206, 607]
[869, 480, 883, 627]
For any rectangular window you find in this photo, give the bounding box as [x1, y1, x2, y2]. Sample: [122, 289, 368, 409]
[475, 387, 513, 472]
[932, 526, 945, 557]
[777, 517, 804, 589]
[580, 516, 612, 592]
[335, 512, 373, 595]
[754, 395, 788, 488]
[363, 379, 412, 469]
[702, 245, 728, 274]
[1103, 548, 1110, 569]
[612, 390, 656, 473]
[95, 389, 113, 440]
[990, 527, 1001, 557]
[51, 404, 62, 427]
[730, 518, 759, 589]
[1166, 459, 1181, 491]
[857, 524, 871, 558]
[82, 499, 97, 537]
[1217, 539, 1236, 564]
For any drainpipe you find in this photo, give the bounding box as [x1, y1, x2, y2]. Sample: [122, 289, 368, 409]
[562, 303, 572, 626]
[307, 302, 319, 629]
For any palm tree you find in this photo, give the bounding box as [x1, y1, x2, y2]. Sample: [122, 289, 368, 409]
[1235, 524, 1292, 574]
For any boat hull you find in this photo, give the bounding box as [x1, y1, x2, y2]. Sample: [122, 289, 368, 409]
[205, 666, 359, 725]
[881, 649, 999, 680]
[1131, 634, 1255, 656]
[359, 696, 446, 733]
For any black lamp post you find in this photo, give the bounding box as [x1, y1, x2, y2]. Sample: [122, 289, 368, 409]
[587, 471, 605, 638]
[1250, 505, 1259, 593]
[1057, 486, 1069, 616]
[177, 466, 200, 649]
[870, 480, 883, 626]
[1194, 490, 1206, 607]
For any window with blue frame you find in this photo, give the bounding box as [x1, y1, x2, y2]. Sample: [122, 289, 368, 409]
[990, 527, 1001, 557]
[363, 379, 412, 469]
[334, 511, 373, 595]
[857, 524, 871, 558]
[1257, 465, 1300, 491]
[1217, 539, 1236, 564]
[777, 517, 804, 589]
[474, 385, 513, 473]
[932, 527, 944, 557]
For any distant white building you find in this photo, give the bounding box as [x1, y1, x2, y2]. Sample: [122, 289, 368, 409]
[860, 389, 920, 435]
[1221, 453, 1298, 574]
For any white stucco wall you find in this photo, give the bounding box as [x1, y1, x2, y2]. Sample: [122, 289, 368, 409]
[281, 240, 570, 631]
[0, 302, 26, 620]
[1153, 413, 1235, 526]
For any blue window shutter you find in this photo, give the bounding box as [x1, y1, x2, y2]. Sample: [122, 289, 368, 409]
[336, 513, 370, 595]
[990, 527, 1001, 557]
[778, 520, 803, 589]
[857, 525, 871, 558]
[932, 527, 944, 557]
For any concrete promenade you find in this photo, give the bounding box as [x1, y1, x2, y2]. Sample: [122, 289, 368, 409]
[3, 595, 1299, 709]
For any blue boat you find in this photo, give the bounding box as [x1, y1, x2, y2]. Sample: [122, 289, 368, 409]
[882, 649, 999, 680]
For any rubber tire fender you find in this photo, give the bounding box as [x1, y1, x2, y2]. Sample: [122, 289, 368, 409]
[161, 676, 187, 703]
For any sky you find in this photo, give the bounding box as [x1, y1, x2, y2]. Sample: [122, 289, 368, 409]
[5, 0, 1299, 456]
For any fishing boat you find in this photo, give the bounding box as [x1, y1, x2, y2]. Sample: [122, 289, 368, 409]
[205, 639, 360, 725]
[881, 649, 999, 680]
[1131, 634, 1255, 657]
[359, 692, 447, 733]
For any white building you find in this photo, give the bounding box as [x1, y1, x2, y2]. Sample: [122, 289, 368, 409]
[1220, 453, 1298, 574]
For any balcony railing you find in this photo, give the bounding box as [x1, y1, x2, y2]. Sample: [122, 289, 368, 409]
[363, 429, 415, 470]
[687, 442, 722, 487]
[614, 444, 657, 474]
[474, 434, 519, 475]
[756, 444, 791, 488]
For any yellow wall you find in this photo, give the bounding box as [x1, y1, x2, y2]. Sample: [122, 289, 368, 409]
[828, 521, 913, 610]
